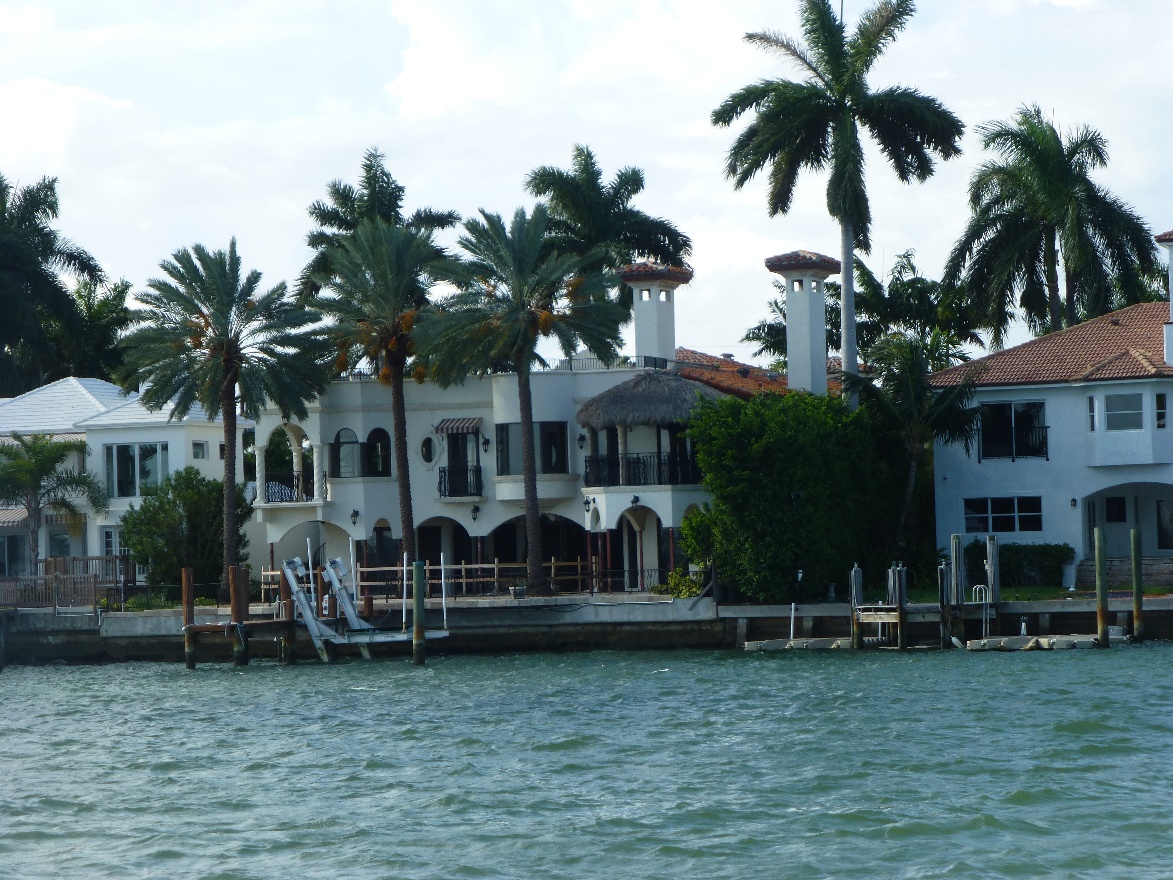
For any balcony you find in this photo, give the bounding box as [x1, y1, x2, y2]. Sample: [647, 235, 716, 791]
[438, 466, 483, 498]
[583, 453, 701, 488]
[978, 426, 1049, 462]
[265, 472, 315, 503]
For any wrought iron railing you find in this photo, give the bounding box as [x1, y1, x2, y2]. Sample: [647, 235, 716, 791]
[583, 453, 702, 487]
[265, 472, 314, 503]
[438, 466, 483, 497]
[978, 426, 1049, 462]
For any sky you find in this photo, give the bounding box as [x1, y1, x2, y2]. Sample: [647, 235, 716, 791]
[2, 0, 1171, 364]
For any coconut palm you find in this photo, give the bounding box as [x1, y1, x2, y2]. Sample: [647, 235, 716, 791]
[297, 147, 459, 300]
[319, 220, 448, 563]
[524, 145, 692, 308]
[119, 239, 332, 586]
[944, 105, 1160, 343]
[839, 332, 978, 543]
[711, 0, 964, 392]
[0, 433, 108, 568]
[421, 205, 625, 593]
[0, 173, 104, 395]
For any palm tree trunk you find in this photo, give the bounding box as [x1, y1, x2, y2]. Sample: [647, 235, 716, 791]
[389, 359, 416, 562]
[221, 373, 238, 590]
[840, 221, 858, 408]
[1064, 262, 1078, 327]
[896, 452, 919, 545]
[516, 365, 546, 594]
[28, 501, 41, 571]
[1045, 229, 1063, 332]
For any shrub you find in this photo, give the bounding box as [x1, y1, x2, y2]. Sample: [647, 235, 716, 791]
[662, 568, 706, 598]
[964, 539, 1075, 588]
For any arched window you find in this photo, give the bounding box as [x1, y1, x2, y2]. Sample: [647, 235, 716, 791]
[331, 428, 360, 478]
[366, 428, 391, 477]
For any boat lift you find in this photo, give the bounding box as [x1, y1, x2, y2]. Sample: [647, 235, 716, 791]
[281, 557, 448, 662]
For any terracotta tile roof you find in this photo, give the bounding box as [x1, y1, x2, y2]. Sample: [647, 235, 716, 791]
[1155, 229, 1173, 244]
[930, 301, 1173, 388]
[674, 348, 843, 398]
[764, 251, 840, 275]
[618, 262, 694, 285]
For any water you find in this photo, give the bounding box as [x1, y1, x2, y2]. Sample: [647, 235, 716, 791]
[3, 646, 1173, 879]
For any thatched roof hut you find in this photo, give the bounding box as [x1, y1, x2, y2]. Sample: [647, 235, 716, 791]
[575, 371, 725, 429]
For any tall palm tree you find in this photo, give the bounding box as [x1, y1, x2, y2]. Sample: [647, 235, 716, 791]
[297, 147, 459, 300]
[421, 206, 625, 593]
[39, 279, 132, 384]
[840, 332, 978, 543]
[711, 0, 964, 392]
[119, 240, 332, 586]
[944, 105, 1159, 343]
[0, 173, 104, 395]
[525, 145, 692, 308]
[319, 220, 447, 563]
[0, 433, 108, 568]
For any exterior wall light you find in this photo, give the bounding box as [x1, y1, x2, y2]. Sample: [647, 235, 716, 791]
[471, 505, 480, 521]
[350, 509, 360, 525]
[578, 434, 586, 450]
[631, 495, 639, 507]
[481, 436, 490, 452]
[583, 497, 591, 511]
[1070, 498, 1077, 507]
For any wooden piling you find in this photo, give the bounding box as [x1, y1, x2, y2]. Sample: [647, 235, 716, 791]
[182, 567, 197, 670]
[229, 565, 249, 666]
[1094, 527, 1109, 648]
[278, 565, 295, 664]
[896, 567, 907, 651]
[412, 560, 426, 665]
[1131, 528, 1144, 643]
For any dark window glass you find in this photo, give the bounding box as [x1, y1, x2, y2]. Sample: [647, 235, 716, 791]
[539, 422, 568, 474]
[1105, 496, 1127, 523]
[964, 497, 989, 533]
[980, 404, 1013, 458]
[1159, 501, 1173, 550]
[420, 437, 434, 463]
[366, 428, 391, 477]
[1106, 393, 1143, 431]
[1158, 393, 1167, 429]
[1013, 403, 1046, 457]
[1088, 396, 1095, 431]
[990, 496, 1016, 532]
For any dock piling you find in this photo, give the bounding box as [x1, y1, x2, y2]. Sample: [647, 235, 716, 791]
[1095, 527, 1109, 648]
[1131, 528, 1144, 643]
[279, 566, 295, 664]
[412, 560, 426, 665]
[182, 567, 196, 669]
[229, 565, 249, 666]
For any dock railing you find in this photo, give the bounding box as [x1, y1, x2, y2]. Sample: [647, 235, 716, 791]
[0, 573, 99, 614]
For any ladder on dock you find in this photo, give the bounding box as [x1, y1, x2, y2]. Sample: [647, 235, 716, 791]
[281, 558, 448, 662]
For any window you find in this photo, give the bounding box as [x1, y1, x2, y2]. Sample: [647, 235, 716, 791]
[495, 422, 569, 475]
[1158, 394, 1167, 429]
[979, 402, 1047, 460]
[192, 441, 208, 460]
[48, 532, 70, 558]
[331, 428, 360, 478]
[365, 428, 391, 477]
[0, 534, 28, 576]
[105, 443, 169, 498]
[101, 527, 128, 557]
[1105, 393, 1143, 431]
[420, 437, 434, 463]
[1088, 396, 1095, 432]
[964, 496, 1043, 533]
[219, 443, 226, 460]
[1105, 496, 1127, 523]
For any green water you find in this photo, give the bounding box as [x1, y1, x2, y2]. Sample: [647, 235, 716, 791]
[2, 647, 1172, 879]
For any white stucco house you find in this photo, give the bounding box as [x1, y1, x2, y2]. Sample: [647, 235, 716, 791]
[250, 258, 829, 590]
[0, 377, 254, 576]
[932, 232, 1173, 585]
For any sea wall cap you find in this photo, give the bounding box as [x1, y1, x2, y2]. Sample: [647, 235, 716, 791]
[765, 250, 841, 275]
[618, 262, 694, 285]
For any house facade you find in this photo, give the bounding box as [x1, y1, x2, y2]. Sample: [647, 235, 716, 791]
[0, 377, 251, 576]
[932, 300, 1173, 585]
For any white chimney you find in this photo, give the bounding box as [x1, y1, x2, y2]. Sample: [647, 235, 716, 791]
[1158, 230, 1173, 365]
[765, 250, 841, 394]
[618, 263, 693, 368]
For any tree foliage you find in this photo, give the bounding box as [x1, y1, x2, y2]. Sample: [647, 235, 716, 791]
[682, 393, 893, 602]
[120, 467, 251, 586]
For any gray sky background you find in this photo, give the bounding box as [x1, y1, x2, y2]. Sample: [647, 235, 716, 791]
[2, 0, 1170, 363]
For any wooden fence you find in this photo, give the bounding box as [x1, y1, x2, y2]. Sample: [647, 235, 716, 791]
[37, 556, 136, 589]
[0, 573, 99, 613]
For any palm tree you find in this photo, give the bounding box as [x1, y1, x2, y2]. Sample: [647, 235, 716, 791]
[119, 239, 332, 586]
[319, 220, 448, 563]
[944, 105, 1160, 343]
[0, 433, 108, 568]
[839, 332, 979, 543]
[524, 145, 692, 308]
[297, 147, 459, 300]
[0, 173, 104, 395]
[39, 279, 132, 384]
[421, 205, 625, 593]
[711, 0, 964, 392]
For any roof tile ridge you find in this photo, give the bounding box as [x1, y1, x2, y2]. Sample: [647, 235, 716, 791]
[1080, 350, 1130, 381]
[1130, 347, 1160, 374]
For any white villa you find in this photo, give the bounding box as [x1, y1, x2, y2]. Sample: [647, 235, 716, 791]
[931, 229, 1173, 586]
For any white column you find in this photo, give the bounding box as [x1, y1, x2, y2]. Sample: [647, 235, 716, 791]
[313, 443, 325, 501]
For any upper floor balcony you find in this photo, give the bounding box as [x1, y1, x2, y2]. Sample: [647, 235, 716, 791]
[438, 465, 483, 498]
[583, 452, 701, 488]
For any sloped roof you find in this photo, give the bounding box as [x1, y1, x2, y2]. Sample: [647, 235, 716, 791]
[1155, 229, 1173, 244]
[0, 377, 129, 435]
[74, 397, 219, 428]
[577, 370, 724, 428]
[675, 348, 845, 398]
[931, 301, 1173, 388]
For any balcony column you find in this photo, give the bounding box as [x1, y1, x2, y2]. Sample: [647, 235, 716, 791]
[618, 426, 629, 485]
[313, 443, 325, 501]
[255, 446, 267, 506]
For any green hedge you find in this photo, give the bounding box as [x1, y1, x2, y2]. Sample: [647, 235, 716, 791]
[964, 539, 1075, 588]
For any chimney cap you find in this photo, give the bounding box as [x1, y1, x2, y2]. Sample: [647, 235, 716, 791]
[618, 262, 693, 285]
[765, 250, 841, 276]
